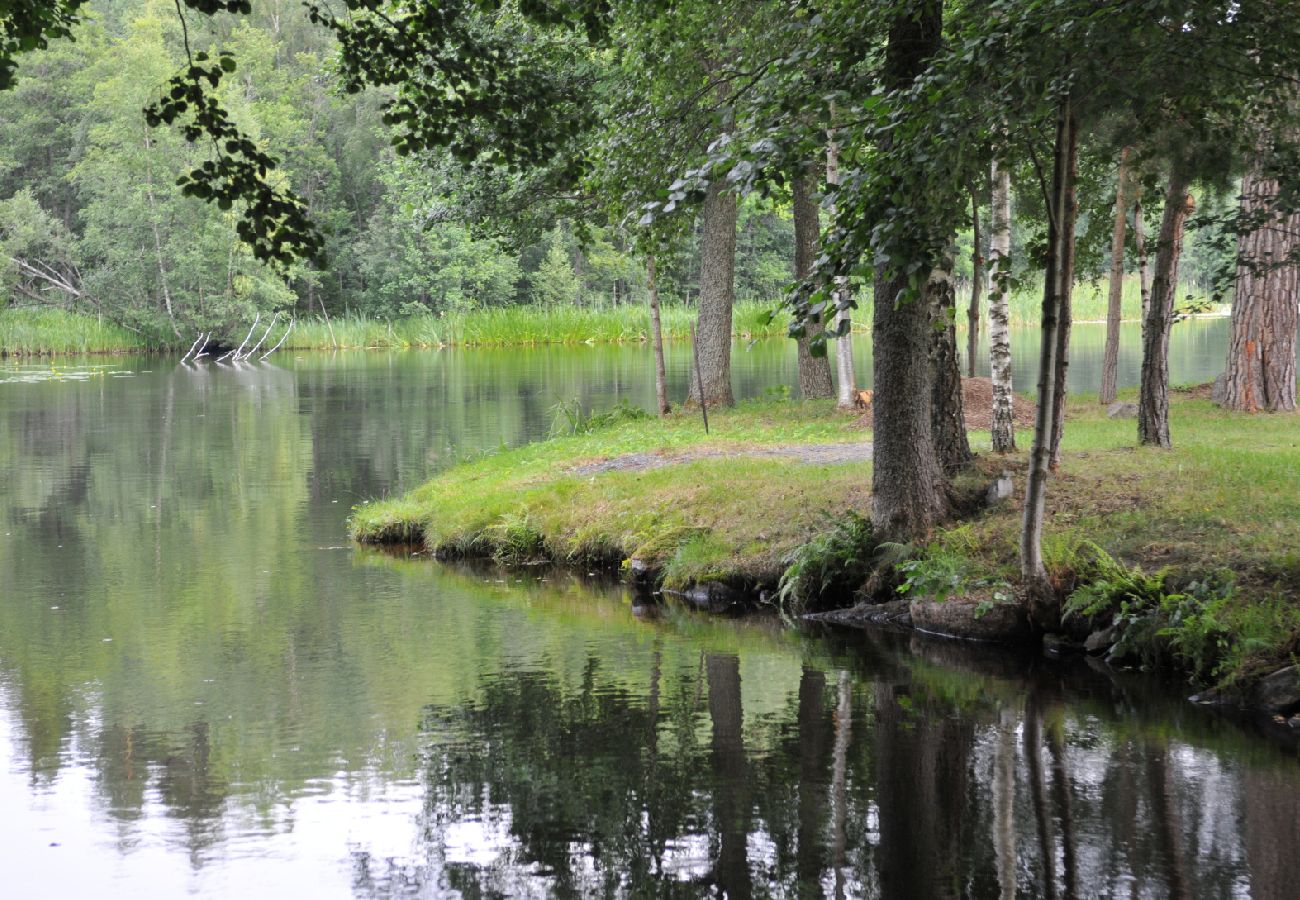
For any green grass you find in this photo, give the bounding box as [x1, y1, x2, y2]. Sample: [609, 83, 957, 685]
[287, 300, 790, 349]
[350, 398, 873, 589]
[0, 307, 153, 356]
[354, 390, 1300, 688]
[4, 276, 1219, 355]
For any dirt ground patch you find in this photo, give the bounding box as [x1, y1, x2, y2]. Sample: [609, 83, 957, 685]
[853, 377, 1036, 430]
[570, 441, 874, 476]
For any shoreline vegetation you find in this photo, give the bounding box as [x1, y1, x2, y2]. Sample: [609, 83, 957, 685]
[2, 275, 1218, 356]
[350, 391, 1300, 717]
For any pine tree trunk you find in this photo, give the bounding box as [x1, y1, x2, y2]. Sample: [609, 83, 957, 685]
[688, 179, 738, 408]
[792, 168, 834, 399]
[826, 130, 857, 409]
[647, 254, 670, 416]
[931, 254, 972, 471]
[1218, 160, 1300, 412]
[1099, 147, 1130, 406]
[1138, 168, 1193, 448]
[870, 1, 947, 538]
[1021, 98, 1077, 624]
[989, 160, 1016, 453]
[967, 188, 982, 377]
[1048, 123, 1080, 471]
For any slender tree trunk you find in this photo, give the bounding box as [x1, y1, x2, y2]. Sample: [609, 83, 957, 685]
[792, 169, 834, 399]
[967, 188, 983, 377]
[647, 254, 670, 415]
[990, 160, 1016, 452]
[871, 0, 947, 538]
[1138, 167, 1194, 447]
[931, 253, 972, 471]
[142, 132, 181, 340]
[1218, 156, 1299, 412]
[689, 180, 738, 408]
[1099, 147, 1131, 406]
[1048, 123, 1081, 471]
[1135, 198, 1151, 334]
[1021, 99, 1077, 624]
[826, 129, 857, 409]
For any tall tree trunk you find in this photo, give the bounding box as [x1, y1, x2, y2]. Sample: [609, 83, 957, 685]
[1218, 155, 1299, 412]
[1135, 197, 1152, 336]
[871, 0, 947, 538]
[990, 160, 1016, 453]
[1099, 147, 1131, 406]
[826, 129, 858, 409]
[792, 169, 835, 399]
[689, 180, 738, 408]
[967, 188, 983, 377]
[647, 254, 670, 416]
[1138, 168, 1194, 447]
[142, 131, 181, 340]
[1021, 98, 1077, 625]
[1048, 122, 1081, 471]
[931, 253, 972, 471]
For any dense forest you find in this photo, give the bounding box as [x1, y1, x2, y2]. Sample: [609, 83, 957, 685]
[0, 0, 813, 339]
[0, 0, 1233, 347]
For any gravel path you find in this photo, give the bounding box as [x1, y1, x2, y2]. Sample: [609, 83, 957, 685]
[571, 441, 874, 476]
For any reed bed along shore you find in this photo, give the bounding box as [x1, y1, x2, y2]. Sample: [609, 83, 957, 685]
[3, 276, 1219, 355]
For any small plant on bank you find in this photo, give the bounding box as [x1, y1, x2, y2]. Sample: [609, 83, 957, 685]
[488, 511, 548, 566]
[549, 398, 652, 437]
[895, 544, 1015, 606]
[1063, 543, 1238, 682]
[777, 512, 877, 616]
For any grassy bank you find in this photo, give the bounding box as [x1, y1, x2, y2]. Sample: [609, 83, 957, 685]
[0, 308, 154, 356]
[352, 391, 1300, 692]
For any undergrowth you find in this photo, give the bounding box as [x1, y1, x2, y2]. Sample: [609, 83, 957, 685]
[777, 512, 877, 615]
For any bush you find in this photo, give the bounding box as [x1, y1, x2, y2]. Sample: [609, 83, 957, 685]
[1063, 543, 1237, 682]
[777, 512, 877, 616]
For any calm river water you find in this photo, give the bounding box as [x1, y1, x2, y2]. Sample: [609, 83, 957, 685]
[2, 318, 1298, 898]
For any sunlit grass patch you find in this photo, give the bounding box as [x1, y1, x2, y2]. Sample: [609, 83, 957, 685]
[0, 307, 153, 356]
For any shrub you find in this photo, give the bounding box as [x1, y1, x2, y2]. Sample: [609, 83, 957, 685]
[777, 512, 877, 616]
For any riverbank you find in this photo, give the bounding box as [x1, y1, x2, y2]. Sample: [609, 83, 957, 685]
[3, 275, 1219, 355]
[351, 389, 1300, 710]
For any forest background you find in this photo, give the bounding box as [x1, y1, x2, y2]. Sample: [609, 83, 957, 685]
[0, 0, 1229, 347]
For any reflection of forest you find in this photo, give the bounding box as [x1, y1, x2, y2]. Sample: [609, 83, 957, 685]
[0, 347, 1296, 895]
[408, 632, 1297, 898]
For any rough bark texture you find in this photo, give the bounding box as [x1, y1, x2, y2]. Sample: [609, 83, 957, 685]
[688, 179, 738, 408]
[870, 0, 947, 539]
[1218, 162, 1300, 412]
[1021, 101, 1076, 627]
[647, 254, 670, 416]
[826, 132, 857, 409]
[1047, 124, 1080, 472]
[792, 170, 834, 399]
[967, 189, 983, 377]
[930, 257, 972, 471]
[1138, 169, 1193, 447]
[1099, 147, 1131, 406]
[989, 160, 1016, 453]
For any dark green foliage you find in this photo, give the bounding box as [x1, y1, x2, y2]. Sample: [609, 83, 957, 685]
[1064, 544, 1240, 683]
[777, 511, 876, 615]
